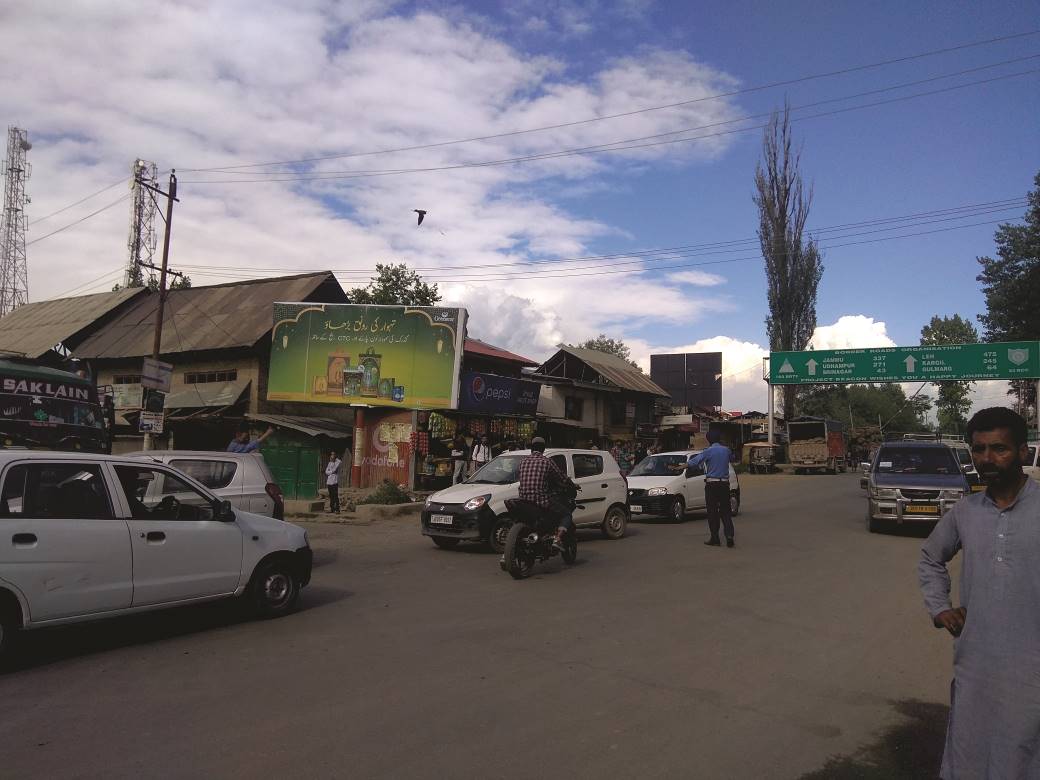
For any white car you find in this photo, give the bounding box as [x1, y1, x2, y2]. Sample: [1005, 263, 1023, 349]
[128, 450, 285, 519]
[626, 450, 741, 522]
[0, 452, 312, 659]
[421, 448, 629, 553]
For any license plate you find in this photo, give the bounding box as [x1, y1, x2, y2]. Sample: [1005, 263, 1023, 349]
[630, 505, 643, 513]
[905, 504, 939, 515]
[971, 484, 987, 493]
[430, 514, 454, 525]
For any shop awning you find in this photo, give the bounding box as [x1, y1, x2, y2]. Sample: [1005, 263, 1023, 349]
[246, 413, 353, 439]
[165, 379, 250, 410]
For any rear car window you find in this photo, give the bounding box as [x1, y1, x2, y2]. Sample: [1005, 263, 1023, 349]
[171, 459, 238, 490]
[573, 454, 603, 478]
[0, 463, 112, 519]
[550, 455, 568, 474]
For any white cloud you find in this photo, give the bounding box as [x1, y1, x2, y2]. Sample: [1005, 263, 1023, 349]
[668, 270, 726, 287]
[809, 315, 896, 351]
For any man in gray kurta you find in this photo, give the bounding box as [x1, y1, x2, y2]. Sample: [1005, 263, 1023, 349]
[918, 407, 1040, 779]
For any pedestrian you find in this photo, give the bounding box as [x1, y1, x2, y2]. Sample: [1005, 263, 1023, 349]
[325, 450, 343, 513]
[918, 407, 1040, 778]
[227, 424, 274, 453]
[451, 435, 468, 484]
[471, 434, 492, 474]
[687, 429, 735, 547]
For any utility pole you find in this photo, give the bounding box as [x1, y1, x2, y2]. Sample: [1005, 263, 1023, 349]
[142, 170, 177, 451]
[0, 127, 31, 316]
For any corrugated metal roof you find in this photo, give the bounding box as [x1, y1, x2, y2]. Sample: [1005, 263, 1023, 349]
[247, 413, 353, 439]
[74, 272, 345, 359]
[0, 287, 147, 358]
[556, 346, 671, 397]
[165, 379, 250, 409]
[464, 338, 539, 366]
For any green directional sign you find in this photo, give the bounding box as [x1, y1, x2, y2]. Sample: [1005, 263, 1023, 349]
[769, 341, 1040, 385]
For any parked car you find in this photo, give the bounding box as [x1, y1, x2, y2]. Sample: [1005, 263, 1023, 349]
[128, 450, 285, 519]
[0, 452, 311, 659]
[626, 450, 740, 522]
[420, 448, 629, 553]
[864, 441, 968, 533]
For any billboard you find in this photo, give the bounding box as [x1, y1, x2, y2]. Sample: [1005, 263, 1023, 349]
[457, 371, 541, 416]
[266, 303, 467, 410]
[650, 352, 722, 410]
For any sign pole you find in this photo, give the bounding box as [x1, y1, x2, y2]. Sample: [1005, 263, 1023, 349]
[767, 382, 775, 446]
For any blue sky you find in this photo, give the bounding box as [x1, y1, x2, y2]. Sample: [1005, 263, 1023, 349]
[2, 0, 1037, 411]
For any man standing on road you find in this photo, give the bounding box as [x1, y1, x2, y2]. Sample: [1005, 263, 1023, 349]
[227, 424, 274, 453]
[688, 429, 735, 547]
[325, 450, 343, 513]
[918, 406, 1040, 779]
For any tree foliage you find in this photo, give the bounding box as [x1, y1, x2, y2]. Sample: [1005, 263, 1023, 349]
[345, 263, 440, 306]
[797, 384, 931, 435]
[754, 104, 824, 421]
[571, 334, 640, 370]
[976, 171, 1040, 417]
[920, 314, 978, 433]
[113, 273, 192, 292]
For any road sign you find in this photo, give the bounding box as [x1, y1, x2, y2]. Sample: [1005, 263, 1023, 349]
[141, 357, 173, 392]
[769, 341, 1040, 385]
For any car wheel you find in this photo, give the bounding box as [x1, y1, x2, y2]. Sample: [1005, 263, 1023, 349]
[432, 536, 460, 550]
[0, 600, 19, 662]
[487, 516, 511, 554]
[730, 492, 740, 517]
[249, 558, 300, 618]
[867, 513, 882, 534]
[669, 497, 685, 523]
[601, 506, 627, 539]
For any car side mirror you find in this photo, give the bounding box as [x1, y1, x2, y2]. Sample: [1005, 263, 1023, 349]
[216, 499, 235, 521]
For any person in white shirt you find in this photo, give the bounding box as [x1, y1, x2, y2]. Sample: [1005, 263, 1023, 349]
[325, 451, 343, 513]
[470, 435, 491, 475]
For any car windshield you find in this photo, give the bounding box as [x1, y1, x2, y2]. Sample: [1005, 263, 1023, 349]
[874, 447, 960, 475]
[630, 454, 688, 477]
[468, 455, 523, 484]
[953, 448, 973, 466]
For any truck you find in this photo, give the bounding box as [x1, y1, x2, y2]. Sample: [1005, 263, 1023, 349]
[787, 417, 847, 474]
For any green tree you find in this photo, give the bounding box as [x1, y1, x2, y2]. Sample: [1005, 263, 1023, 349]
[797, 384, 931, 434]
[346, 263, 440, 306]
[570, 334, 641, 370]
[977, 171, 1040, 417]
[754, 104, 824, 421]
[112, 273, 192, 292]
[920, 314, 978, 433]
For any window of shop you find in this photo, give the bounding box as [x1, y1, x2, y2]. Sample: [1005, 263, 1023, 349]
[573, 454, 603, 478]
[185, 369, 238, 384]
[609, 400, 626, 425]
[564, 396, 583, 421]
[113, 374, 142, 385]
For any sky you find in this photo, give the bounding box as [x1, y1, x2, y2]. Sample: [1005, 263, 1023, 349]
[1, 0, 1038, 416]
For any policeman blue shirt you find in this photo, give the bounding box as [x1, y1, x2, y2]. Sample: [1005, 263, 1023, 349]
[688, 442, 732, 479]
[227, 440, 261, 453]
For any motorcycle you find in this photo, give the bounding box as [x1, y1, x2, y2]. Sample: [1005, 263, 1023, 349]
[500, 487, 579, 580]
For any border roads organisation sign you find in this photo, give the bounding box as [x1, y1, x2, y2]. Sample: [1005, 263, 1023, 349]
[769, 341, 1040, 385]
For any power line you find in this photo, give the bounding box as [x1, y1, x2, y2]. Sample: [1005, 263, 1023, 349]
[180, 67, 1040, 184]
[181, 30, 1040, 173]
[26, 194, 130, 246]
[50, 266, 125, 298]
[174, 196, 1027, 279]
[28, 179, 127, 226]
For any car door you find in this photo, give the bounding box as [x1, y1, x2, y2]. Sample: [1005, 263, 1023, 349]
[0, 461, 132, 621]
[570, 453, 609, 525]
[685, 460, 707, 509]
[112, 464, 243, 607]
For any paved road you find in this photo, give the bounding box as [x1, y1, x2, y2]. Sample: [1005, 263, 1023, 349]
[1, 473, 957, 779]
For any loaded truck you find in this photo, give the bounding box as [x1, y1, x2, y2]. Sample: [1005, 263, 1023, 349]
[787, 417, 847, 474]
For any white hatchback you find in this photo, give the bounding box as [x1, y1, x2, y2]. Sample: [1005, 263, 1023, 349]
[627, 450, 741, 522]
[420, 448, 630, 553]
[0, 452, 311, 659]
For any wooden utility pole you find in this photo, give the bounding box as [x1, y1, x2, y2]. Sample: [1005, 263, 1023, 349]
[142, 170, 177, 451]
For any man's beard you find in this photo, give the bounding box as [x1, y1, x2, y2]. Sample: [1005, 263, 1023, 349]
[979, 457, 1024, 487]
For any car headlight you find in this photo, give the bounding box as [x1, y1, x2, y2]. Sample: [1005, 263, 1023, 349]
[424, 496, 433, 509]
[463, 494, 490, 511]
[646, 487, 668, 496]
[940, 489, 963, 500]
[870, 487, 897, 499]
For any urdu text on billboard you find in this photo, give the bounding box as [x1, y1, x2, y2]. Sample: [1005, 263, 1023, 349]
[266, 303, 468, 410]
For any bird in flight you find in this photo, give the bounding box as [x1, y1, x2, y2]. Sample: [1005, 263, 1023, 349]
[414, 209, 427, 226]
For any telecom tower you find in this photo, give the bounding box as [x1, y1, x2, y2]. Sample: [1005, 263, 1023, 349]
[124, 158, 159, 288]
[0, 126, 31, 317]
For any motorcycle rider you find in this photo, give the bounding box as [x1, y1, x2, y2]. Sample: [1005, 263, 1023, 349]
[517, 436, 578, 550]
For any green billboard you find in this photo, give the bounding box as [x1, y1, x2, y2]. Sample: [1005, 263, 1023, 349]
[266, 303, 467, 409]
[769, 341, 1040, 385]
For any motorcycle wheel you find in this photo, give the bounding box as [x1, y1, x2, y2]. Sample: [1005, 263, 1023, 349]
[561, 535, 578, 564]
[504, 522, 536, 580]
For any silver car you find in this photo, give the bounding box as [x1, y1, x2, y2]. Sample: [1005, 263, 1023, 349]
[128, 450, 284, 519]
